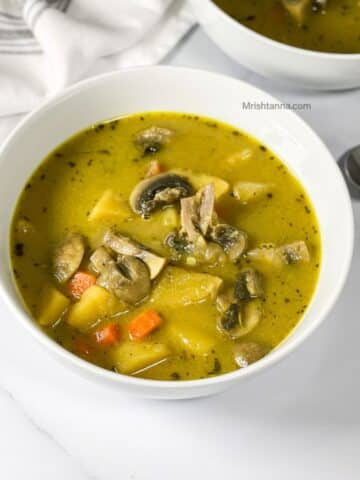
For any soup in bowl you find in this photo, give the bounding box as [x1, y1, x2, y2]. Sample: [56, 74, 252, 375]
[10, 112, 321, 381]
[213, 0, 360, 54]
[0, 67, 353, 398]
[191, 0, 360, 89]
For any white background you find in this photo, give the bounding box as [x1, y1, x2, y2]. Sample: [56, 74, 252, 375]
[1, 27, 359, 479]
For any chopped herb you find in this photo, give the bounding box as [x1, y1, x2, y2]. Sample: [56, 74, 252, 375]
[221, 304, 239, 331]
[208, 358, 222, 375]
[109, 120, 118, 130]
[15, 243, 24, 257]
[94, 124, 105, 133]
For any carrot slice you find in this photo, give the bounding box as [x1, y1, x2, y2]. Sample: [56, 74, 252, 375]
[95, 323, 121, 347]
[128, 309, 163, 341]
[69, 271, 97, 299]
[145, 160, 163, 178]
[73, 338, 93, 357]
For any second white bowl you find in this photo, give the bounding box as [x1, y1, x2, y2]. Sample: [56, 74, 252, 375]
[191, 0, 360, 90]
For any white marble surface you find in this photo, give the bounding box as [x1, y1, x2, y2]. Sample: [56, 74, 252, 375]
[1, 27, 360, 480]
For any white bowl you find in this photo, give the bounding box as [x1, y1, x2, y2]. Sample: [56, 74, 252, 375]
[0, 66, 354, 398]
[191, 0, 360, 90]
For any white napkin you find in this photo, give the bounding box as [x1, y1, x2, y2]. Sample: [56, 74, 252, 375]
[0, 0, 195, 130]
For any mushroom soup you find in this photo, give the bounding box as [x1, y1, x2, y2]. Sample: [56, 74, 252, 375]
[213, 0, 360, 54]
[10, 112, 321, 380]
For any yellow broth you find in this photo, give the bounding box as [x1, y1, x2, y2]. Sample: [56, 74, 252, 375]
[213, 0, 360, 53]
[10, 112, 321, 381]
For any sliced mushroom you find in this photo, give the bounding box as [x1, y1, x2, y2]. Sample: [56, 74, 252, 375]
[103, 229, 167, 280]
[130, 173, 193, 218]
[210, 223, 248, 263]
[53, 233, 85, 283]
[135, 126, 174, 155]
[217, 303, 240, 335]
[169, 184, 247, 265]
[180, 196, 201, 242]
[216, 289, 235, 314]
[90, 246, 112, 273]
[247, 241, 310, 267]
[198, 183, 216, 236]
[164, 231, 191, 255]
[90, 247, 150, 304]
[278, 241, 310, 264]
[233, 342, 270, 368]
[234, 269, 263, 302]
[217, 300, 262, 339]
[179, 183, 216, 241]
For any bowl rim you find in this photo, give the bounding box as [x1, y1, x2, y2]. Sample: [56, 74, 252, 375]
[0, 65, 354, 391]
[205, 0, 360, 59]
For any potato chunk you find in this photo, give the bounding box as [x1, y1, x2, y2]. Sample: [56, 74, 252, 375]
[168, 322, 215, 356]
[226, 149, 253, 165]
[151, 267, 222, 307]
[88, 190, 131, 222]
[171, 169, 229, 199]
[282, 0, 312, 24]
[37, 284, 70, 326]
[112, 341, 170, 374]
[233, 182, 274, 204]
[67, 285, 126, 330]
[159, 207, 180, 229]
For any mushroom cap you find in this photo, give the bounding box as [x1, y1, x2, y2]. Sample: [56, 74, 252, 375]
[234, 269, 263, 301]
[114, 255, 151, 304]
[217, 300, 262, 339]
[135, 126, 174, 155]
[53, 232, 85, 283]
[103, 229, 167, 280]
[210, 224, 248, 263]
[90, 247, 151, 304]
[129, 173, 193, 217]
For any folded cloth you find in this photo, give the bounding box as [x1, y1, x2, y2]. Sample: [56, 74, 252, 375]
[0, 0, 195, 120]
